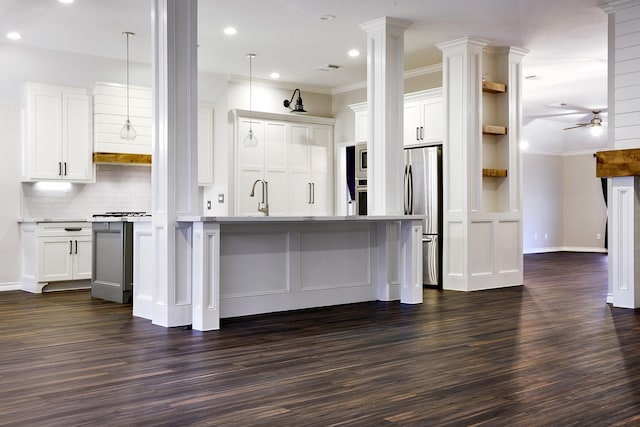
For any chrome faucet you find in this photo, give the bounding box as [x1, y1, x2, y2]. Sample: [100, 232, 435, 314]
[250, 179, 269, 216]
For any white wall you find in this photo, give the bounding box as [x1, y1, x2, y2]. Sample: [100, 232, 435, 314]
[0, 105, 22, 289]
[563, 154, 607, 250]
[522, 151, 607, 253]
[523, 153, 564, 252]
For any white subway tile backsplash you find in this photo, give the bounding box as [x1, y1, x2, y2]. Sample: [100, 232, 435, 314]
[22, 164, 152, 218]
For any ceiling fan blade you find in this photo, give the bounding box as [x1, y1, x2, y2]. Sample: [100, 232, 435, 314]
[563, 123, 590, 130]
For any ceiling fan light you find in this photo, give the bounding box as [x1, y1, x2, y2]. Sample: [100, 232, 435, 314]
[590, 124, 604, 136]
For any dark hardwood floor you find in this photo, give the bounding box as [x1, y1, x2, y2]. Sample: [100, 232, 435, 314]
[1, 252, 639, 426]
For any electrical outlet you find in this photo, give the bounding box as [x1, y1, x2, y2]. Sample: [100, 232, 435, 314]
[544, 233, 548, 240]
[534, 233, 538, 241]
[218, 194, 224, 203]
[597, 233, 601, 240]
[206, 200, 211, 210]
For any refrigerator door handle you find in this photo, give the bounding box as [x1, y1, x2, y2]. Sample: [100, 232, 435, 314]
[408, 164, 414, 215]
[422, 237, 433, 243]
[403, 164, 408, 214]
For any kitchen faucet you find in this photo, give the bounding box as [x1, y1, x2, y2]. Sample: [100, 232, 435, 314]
[250, 179, 269, 216]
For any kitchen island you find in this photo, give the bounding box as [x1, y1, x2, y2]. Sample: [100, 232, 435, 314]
[137, 216, 424, 331]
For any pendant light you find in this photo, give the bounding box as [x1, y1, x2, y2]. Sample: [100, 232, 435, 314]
[244, 53, 258, 147]
[120, 31, 137, 140]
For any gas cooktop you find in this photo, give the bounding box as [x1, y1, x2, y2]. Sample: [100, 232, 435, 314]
[93, 211, 151, 218]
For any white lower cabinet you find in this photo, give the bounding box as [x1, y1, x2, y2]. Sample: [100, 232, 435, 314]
[21, 222, 92, 293]
[233, 110, 334, 216]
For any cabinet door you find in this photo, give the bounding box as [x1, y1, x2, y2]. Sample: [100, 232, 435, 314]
[38, 238, 73, 282]
[421, 98, 444, 143]
[354, 110, 368, 142]
[264, 121, 288, 216]
[310, 125, 333, 215]
[197, 106, 214, 185]
[63, 92, 93, 181]
[288, 124, 312, 215]
[29, 89, 63, 180]
[236, 118, 265, 215]
[73, 236, 93, 280]
[403, 101, 421, 146]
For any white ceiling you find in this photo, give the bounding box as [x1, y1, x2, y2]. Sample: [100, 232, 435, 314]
[1, 0, 609, 153]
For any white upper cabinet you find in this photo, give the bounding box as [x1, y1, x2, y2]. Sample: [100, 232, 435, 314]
[23, 83, 94, 182]
[350, 88, 444, 147]
[404, 88, 444, 146]
[197, 104, 214, 186]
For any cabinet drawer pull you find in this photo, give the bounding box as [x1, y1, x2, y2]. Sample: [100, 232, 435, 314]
[64, 227, 82, 232]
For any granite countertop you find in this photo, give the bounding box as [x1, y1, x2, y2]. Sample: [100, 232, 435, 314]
[19, 218, 91, 223]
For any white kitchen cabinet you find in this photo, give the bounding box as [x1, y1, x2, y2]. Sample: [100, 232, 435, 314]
[23, 83, 94, 182]
[236, 117, 288, 216]
[349, 88, 443, 147]
[39, 235, 92, 282]
[198, 104, 214, 186]
[404, 88, 444, 146]
[233, 110, 335, 216]
[288, 124, 333, 215]
[20, 221, 92, 293]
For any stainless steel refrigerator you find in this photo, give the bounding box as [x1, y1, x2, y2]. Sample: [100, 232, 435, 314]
[404, 145, 442, 288]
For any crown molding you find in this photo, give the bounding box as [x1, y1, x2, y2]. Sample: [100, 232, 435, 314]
[332, 63, 443, 95]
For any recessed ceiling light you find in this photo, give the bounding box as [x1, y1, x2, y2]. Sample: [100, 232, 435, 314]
[224, 27, 237, 36]
[270, 72, 280, 79]
[320, 15, 336, 21]
[6, 31, 21, 41]
[348, 49, 360, 58]
[58, 0, 75, 4]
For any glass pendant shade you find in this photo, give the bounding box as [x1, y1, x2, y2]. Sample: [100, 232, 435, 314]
[120, 119, 137, 140]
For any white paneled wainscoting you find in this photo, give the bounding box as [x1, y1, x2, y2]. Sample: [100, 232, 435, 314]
[132, 216, 424, 331]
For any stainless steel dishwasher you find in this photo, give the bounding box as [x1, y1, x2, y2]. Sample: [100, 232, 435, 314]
[91, 212, 148, 303]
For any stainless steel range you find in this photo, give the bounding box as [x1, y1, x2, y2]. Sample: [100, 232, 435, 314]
[91, 212, 150, 304]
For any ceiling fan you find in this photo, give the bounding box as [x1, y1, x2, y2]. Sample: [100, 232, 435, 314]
[563, 110, 605, 131]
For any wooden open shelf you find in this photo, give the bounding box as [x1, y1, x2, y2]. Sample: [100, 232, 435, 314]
[482, 168, 508, 178]
[482, 124, 507, 135]
[482, 81, 507, 94]
[93, 152, 152, 165]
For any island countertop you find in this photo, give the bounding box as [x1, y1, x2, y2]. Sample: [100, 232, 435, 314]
[177, 215, 425, 223]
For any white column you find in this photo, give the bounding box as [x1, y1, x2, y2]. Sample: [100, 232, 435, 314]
[151, 0, 199, 327]
[601, 0, 640, 307]
[437, 37, 487, 291]
[359, 17, 411, 216]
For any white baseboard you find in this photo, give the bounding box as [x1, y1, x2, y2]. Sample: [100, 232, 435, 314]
[0, 282, 21, 291]
[524, 246, 608, 254]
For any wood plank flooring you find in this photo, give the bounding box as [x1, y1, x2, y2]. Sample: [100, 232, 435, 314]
[1, 252, 639, 425]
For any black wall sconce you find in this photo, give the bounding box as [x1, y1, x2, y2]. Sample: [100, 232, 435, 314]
[283, 88, 307, 113]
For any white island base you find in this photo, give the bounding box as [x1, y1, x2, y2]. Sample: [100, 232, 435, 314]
[133, 216, 424, 331]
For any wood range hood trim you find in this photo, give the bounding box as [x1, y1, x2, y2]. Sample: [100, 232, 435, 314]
[93, 152, 152, 165]
[595, 148, 640, 177]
